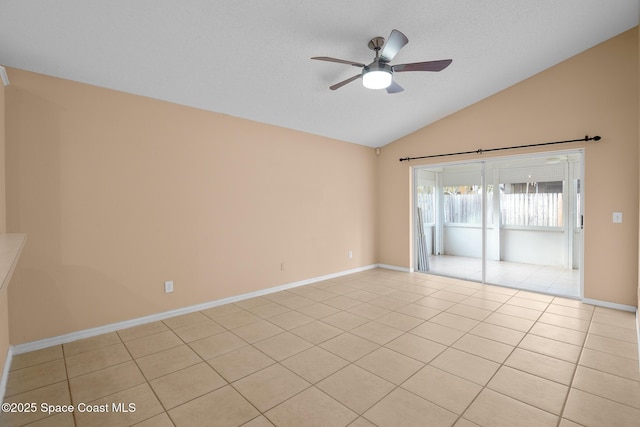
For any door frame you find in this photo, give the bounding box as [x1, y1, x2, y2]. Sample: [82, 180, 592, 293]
[411, 148, 584, 298]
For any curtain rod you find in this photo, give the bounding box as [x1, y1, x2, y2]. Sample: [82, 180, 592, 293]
[398, 135, 601, 162]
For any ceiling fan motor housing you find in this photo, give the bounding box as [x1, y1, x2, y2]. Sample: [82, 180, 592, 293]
[368, 36, 385, 52]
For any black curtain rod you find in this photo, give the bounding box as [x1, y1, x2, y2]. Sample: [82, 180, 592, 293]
[398, 135, 601, 162]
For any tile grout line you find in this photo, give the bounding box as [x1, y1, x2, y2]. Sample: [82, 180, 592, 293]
[60, 342, 77, 427]
[555, 306, 594, 427]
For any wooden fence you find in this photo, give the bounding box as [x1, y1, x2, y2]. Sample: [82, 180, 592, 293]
[437, 192, 563, 226]
[500, 193, 563, 227]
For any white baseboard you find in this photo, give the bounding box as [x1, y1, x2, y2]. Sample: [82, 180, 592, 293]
[11, 264, 378, 355]
[376, 264, 412, 273]
[0, 346, 13, 405]
[582, 298, 637, 313]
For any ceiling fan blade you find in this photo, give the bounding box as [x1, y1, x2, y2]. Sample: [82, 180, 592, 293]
[386, 80, 404, 94]
[311, 56, 365, 67]
[380, 29, 409, 62]
[393, 59, 452, 73]
[329, 74, 362, 90]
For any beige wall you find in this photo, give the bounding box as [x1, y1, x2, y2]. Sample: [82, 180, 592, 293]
[0, 78, 9, 372]
[378, 28, 639, 307]
[5, 70, 377, 344]
[0, 76, 5, 234]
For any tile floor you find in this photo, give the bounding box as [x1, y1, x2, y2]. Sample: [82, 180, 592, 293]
[427, 255, 581, 298]
[2, 268, 639, 427]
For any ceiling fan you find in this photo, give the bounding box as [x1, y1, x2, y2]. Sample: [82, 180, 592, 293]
[311, 29, 452, 94]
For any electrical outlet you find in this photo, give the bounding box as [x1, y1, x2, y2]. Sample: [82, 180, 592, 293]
[613, 212, 623, 224]
[348, 250, 353, 259]
[164, 280, 174, 293]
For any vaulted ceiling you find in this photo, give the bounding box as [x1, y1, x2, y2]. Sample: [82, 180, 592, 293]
[0, 1, 638, 147]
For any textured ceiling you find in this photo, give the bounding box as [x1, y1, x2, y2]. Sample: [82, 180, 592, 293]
[0, 1, 638, 147]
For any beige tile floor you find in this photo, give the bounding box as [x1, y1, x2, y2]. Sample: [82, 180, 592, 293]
[427, 255, 581, 298]
[2, 268, 639, 427]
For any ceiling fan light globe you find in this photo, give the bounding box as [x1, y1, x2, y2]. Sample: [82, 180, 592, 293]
[363, 70, 392, 89]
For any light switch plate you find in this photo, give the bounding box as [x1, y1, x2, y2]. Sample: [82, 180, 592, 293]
[613, 212, 623, 223]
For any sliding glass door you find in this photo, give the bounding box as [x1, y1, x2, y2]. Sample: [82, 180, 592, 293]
[414, 150, 583, 298]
